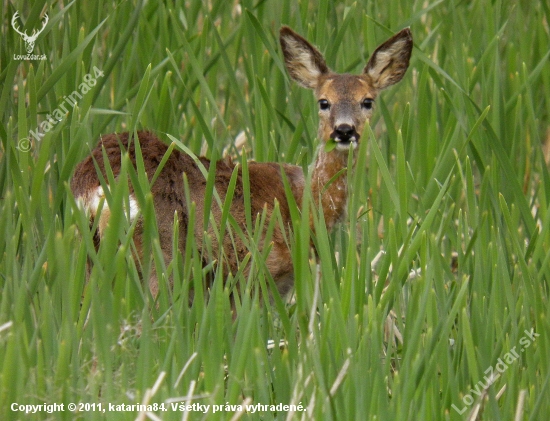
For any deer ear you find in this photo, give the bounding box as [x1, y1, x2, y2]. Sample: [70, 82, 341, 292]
[280, 26, 330, 89]
[364, 28, 413, 91]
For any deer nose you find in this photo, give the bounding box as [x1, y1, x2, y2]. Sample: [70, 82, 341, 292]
[331, 124, 359, 142]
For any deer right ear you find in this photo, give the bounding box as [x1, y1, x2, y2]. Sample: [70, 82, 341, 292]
[280, 26, 330, 89]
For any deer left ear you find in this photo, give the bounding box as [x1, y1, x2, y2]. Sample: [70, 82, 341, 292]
[364, 28, 413, 91]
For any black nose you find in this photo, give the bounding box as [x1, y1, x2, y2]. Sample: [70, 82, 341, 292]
[331, 124, 359, 142]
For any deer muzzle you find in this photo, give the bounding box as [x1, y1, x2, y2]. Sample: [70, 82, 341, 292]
[330, 124, 360, 149]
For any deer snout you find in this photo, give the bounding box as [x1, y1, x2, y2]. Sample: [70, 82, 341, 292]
[330, 124, 360, 144]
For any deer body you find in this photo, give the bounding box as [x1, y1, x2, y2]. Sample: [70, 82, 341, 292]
[71, 27, 412, 298]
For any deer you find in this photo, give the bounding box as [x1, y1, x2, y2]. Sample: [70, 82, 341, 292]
[71, 26, 413, 301]
[11, 11, 49, 54]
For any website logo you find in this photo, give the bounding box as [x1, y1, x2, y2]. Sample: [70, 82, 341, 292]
[12, 11, 48, 60]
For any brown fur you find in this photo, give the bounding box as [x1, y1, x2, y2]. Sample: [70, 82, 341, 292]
[71, 26, 413, 300]
[71, 131, 300, 296]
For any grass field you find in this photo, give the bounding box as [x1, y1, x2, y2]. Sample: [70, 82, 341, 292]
[1, 0, 550, 419]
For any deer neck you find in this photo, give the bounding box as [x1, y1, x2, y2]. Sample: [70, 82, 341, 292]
[310, 146, 356, 231]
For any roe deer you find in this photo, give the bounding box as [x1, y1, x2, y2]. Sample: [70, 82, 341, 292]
[71, 26, 413, 299]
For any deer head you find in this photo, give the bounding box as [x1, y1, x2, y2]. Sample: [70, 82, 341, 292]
[280, 27, 413, 152]
[12, 11, 49, 54]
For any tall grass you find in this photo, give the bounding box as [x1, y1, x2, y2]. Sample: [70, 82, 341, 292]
[1, 0, 550, 419]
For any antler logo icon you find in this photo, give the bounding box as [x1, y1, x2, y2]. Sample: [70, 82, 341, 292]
[11, 11, 49, 54]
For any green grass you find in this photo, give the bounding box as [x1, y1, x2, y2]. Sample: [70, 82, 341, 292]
[1, 0, 550, 419]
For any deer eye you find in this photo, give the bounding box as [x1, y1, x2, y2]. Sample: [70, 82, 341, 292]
[361, 98, 374, 110]
[319, 99, 331, 111]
